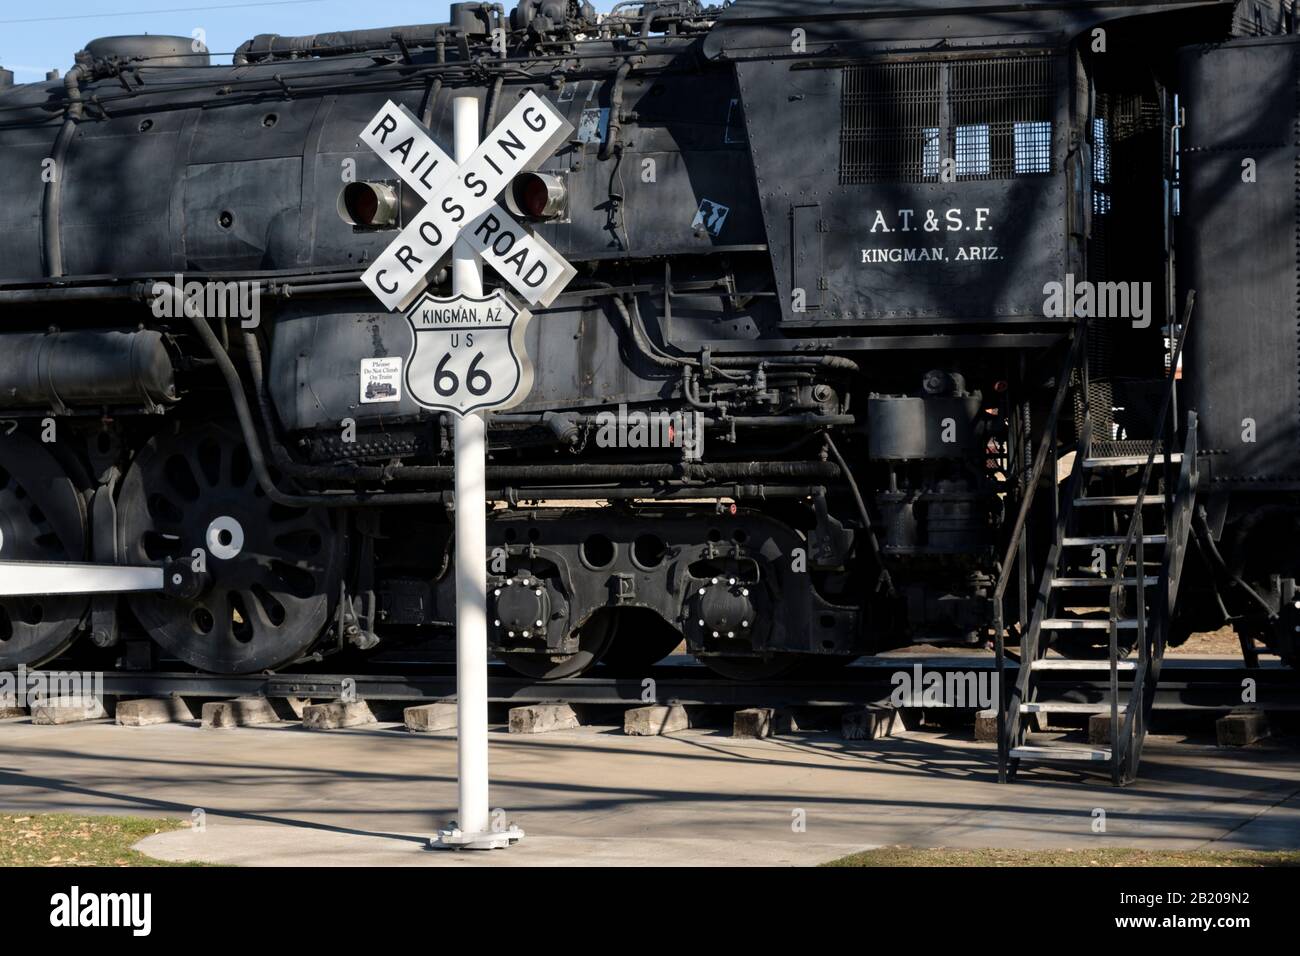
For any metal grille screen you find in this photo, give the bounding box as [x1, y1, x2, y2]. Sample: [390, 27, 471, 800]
[840, 55, 1057, 184]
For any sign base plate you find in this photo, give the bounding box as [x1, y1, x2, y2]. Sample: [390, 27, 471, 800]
[429, 825, 525, 851]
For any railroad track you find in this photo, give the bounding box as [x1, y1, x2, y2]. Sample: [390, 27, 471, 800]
[19, 656, 1300, 713]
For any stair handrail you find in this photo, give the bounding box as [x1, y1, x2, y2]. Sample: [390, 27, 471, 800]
[1109, 290, 1196, 780]
[994, 319, 1087, 782]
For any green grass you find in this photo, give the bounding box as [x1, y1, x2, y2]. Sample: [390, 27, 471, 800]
[825, 847, 1300, 867]
[0, 813, 194, 867]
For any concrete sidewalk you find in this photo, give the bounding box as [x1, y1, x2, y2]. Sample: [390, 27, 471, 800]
[1, 715, 1297, 866]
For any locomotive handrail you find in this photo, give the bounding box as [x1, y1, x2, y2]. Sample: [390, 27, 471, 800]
[1109, 290, 1196, 781]
[1109, 292, 1195, 624]
[993, 319, 1086, 781]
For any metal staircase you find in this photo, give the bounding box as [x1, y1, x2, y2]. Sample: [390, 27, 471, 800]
[993, 298, 1199, 785]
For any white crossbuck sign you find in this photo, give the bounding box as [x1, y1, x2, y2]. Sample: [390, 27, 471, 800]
[360, 92, 577, 312]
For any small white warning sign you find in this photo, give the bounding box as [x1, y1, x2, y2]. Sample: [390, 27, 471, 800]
[360, 357, 402, 404]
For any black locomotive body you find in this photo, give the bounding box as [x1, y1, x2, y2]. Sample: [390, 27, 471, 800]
[0, 0, 1296, 679]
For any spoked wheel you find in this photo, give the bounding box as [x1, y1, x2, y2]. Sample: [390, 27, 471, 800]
[119, 423, 341, 674]
[0, 434, 89, 668]
[495, 611, 616, 679]
[699, 655, 797, 681]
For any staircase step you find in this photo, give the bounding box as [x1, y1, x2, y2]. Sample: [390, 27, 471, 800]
[1052, 577, 1158, 588]
[1073, 496, 1164, 507]
[1020, 702, 1127, 714]
[1030, 658, 1137, 671]
[1041, 618, 1138, 630]
[1011, 744, 1113, 762]
[1083, 454, 1183, 468]
[1063, 535, 1167, 546]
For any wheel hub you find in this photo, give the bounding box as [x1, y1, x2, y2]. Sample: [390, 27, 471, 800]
[205, 515, 245, 560]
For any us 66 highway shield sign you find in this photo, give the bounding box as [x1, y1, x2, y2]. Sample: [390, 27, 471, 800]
[405, 290, 533, 415]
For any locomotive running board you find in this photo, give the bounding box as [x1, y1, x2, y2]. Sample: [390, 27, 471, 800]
[0, 561, 164, 596]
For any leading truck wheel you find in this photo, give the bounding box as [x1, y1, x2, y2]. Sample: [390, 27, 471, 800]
[118, 423, 341, 674]
[0, 433, 90, 669]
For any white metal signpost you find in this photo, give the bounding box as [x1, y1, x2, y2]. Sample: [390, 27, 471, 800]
[359, 91, 574, 850]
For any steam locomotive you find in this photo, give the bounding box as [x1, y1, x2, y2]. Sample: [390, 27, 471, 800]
[1, 0, 1297, 680]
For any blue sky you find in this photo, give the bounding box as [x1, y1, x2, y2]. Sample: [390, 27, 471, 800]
[0, 0, 622, 80]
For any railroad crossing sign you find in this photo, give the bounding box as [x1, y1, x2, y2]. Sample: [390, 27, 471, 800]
[356, 92, 577, 851]
[405, 289, 533, 415]
[360, 93, 577, 313]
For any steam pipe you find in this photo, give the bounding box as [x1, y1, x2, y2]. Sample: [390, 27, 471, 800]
[41, 65, 86, 277]
[483, 75, 504, 139]
[612, 295, 859, 373]
[600, 59, 633, 161]
[822, 432, 894, 596]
